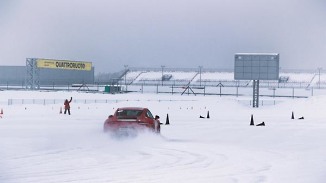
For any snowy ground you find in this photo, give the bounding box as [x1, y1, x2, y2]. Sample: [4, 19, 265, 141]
[1, 91, 326, 183]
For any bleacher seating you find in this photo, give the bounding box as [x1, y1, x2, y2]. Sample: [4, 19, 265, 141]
[123, 69, 324, 88]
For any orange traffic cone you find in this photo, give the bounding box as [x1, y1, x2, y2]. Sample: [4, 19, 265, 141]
[59, 107, 62, 114]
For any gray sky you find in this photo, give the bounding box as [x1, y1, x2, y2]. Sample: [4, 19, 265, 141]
[0, 0, 326, 73]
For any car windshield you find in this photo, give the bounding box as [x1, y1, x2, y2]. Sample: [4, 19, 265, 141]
[146, 110, 154, 119]
[116, 109, 142, 119]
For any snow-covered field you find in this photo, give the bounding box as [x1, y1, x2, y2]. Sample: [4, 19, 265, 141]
[1, 91, 326, 183]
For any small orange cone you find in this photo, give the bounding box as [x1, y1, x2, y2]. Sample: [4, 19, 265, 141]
[59, 107, 62, 114]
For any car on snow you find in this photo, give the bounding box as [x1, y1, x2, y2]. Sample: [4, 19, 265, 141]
[103, 107, 160, 136]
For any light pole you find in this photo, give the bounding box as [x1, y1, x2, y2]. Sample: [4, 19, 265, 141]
[318, 67, 322, 89]
[124, 65, 128, 91]
[161, 65, 165, 86]
[199, 66, 203, 87]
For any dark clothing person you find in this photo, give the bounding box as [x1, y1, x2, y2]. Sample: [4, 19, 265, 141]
[64, 97, 72, 115]
[154, 115, 160, 133]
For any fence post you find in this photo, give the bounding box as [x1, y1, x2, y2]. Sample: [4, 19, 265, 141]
[292, 88, 294, 98]
[311, 87, 314, 96]
[273, 88, 276, 98]
[219, 85, 222, 97]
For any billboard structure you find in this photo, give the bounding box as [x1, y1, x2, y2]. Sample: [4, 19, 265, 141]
[26, 58, 93, 89]
[36, 59, 92, 71]
[234, 53, 279, 80]
[234, 53, 280, 107]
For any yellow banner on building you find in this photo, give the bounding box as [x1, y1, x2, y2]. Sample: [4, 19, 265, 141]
[36, 59, 92, 71]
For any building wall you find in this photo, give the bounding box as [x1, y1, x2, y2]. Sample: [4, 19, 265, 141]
[0, 66, 26, 85]
[39, 67, 95, 85]
[0, 66, 94, 86]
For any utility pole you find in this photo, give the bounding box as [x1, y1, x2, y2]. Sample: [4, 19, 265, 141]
[124, 65, 128, 91]
[318, 67, 322, 89]
[199, 66, 203, 87]
[161, 65, 165, 86]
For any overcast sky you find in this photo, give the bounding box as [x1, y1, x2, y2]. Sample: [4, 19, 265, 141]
[0, 0, 325, 73]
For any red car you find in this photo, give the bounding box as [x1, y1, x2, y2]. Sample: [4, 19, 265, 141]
[103, 107, 160, 136]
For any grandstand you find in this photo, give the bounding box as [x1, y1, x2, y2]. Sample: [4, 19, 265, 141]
[122, 68, 326, 89]
[132, 71, 198, 86]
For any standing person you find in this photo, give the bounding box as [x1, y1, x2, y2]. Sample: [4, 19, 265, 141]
[154, 115, 160, 133]
[64, 97, 72, 115]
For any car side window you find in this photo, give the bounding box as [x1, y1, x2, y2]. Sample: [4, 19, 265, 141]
[146, 110, 154, 119]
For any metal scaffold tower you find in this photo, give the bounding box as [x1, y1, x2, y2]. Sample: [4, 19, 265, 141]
[26, 58, 40, 90]
[252, 80, 259, 108]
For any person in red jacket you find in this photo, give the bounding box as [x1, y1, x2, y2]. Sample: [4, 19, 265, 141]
[64, 97, 72, 115]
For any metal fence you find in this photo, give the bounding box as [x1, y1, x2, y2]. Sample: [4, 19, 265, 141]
[2, 97, 288, 107]
[5, 98, 197, 106]
[126, 84, 324, 98]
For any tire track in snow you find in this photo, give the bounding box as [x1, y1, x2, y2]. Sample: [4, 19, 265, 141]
[2, 131, 278, 183]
